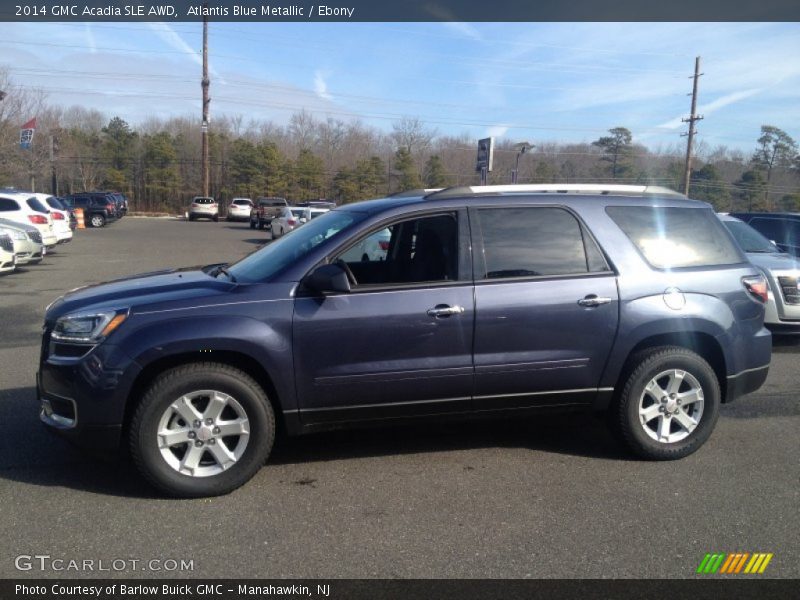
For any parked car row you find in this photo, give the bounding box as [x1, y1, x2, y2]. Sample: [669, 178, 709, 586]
[61, 191, 127, 227]
[187, 196, 336, 236]
[0, 190, 77, 275]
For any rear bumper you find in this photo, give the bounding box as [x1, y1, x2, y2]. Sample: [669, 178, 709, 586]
[726, 364, 770, 403]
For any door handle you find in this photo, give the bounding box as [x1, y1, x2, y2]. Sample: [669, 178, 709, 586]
[578, 295, 612, 307]
[427, 304, 466, 317]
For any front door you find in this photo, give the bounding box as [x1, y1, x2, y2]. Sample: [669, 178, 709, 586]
[293, 211, 475, 424]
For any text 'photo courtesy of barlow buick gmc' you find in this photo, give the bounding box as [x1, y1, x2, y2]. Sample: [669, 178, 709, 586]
[37, 185, 772, 497]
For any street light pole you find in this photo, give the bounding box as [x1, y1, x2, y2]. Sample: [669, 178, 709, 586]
[512, 142, 532, 184]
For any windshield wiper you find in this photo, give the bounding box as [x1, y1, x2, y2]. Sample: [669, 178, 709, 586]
[212, 264, 237, 282]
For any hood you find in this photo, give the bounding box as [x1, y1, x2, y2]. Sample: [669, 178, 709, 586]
[46, 266, 235, 322]
[746, 251, 800, 273]
[0, 217, 39, 234]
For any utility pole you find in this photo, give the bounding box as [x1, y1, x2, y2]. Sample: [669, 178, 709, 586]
[201, 6, 210, 198]
[50, 134, 58, 195]
[682, 56, 703, 196]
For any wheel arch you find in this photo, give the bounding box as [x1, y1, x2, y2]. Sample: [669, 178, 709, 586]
[614, 332, 728, 405]
[122, 350, 286, 445]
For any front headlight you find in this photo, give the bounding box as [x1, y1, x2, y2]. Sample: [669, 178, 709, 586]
[51, 309, 129, 344]
[0, 227, 25, 241]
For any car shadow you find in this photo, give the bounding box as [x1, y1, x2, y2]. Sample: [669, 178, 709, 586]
[0, 385, 632, 498]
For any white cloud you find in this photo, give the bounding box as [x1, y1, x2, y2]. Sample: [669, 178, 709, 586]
[314, 71, 332, 101]
[487, 125, 509, 138]
[84, 23, 96, 54]
[657, 88, 764, 130]
[146, 22, 226, 84]
[442, 22, 483, 42]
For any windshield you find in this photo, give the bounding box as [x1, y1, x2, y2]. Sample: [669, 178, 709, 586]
[724, 221, 780, 253]
[228, 209, 367, 282]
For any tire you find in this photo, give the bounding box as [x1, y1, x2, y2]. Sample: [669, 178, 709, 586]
[258, 220, 265, 230]
[610, 346, 720, 460]
[129, 363, 275, 497]
[188, 215, 195, 222]
[213, 215, 219, 222]
[90, 213, 106, 228]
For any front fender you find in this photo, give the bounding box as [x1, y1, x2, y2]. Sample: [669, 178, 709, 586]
[118, 311, 296, 411]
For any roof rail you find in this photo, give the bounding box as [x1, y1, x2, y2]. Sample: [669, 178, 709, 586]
[389, 188, 443, 198]
[424, 184, 685, 200]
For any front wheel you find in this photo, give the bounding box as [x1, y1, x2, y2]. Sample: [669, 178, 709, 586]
[611, 346, 720, 460]
[129, 363, 275, 497]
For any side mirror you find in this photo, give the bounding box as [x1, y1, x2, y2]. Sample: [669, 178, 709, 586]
[304, 263, 351, 294]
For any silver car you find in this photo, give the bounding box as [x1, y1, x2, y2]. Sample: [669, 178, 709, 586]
[188, 197, 219, 222]
[720, 214, 800, 334]
[0, 218, 44, 265]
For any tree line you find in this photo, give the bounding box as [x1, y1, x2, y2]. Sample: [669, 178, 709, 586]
[1, 68, 798, 213]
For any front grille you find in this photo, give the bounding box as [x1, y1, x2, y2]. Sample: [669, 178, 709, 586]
[28, 230, 42, 244]
[0, 236, 13, 252]
[777, 276, 800, 305]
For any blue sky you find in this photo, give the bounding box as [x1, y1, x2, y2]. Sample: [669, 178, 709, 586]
[1, 21, 799, 152]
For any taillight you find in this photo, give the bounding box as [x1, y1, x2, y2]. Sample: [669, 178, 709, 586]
[52, 211, 65, 220]
[28, 214, 47, 225]
[287, 219, 296, 226]
[743, 275, 768, 303]
[191, 203, 199, 208]
[379, 241, 390, 251]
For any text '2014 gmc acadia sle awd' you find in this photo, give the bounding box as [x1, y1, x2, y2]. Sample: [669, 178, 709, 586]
[38, 185, 771, 497]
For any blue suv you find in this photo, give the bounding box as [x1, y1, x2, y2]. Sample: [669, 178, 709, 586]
[38, 185, 772, 497]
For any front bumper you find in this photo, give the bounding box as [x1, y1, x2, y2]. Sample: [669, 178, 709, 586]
[37, 342, 141, 451]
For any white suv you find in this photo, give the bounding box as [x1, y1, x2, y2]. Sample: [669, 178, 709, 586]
[34, 193, 73, 244]
[0, 193, 58, 250]
[188, 197, 219, 221]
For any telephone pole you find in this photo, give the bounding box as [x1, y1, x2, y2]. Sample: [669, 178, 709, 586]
[201, 7, 210, 197]
[682, 56, 703, 196]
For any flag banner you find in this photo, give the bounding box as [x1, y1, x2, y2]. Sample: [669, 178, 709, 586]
[20, 117, 36, 149]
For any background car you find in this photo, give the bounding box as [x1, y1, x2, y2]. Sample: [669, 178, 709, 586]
[227, 198, 253, 221]
[0, 231, 16, 274]
[0, 218, 44, 265]
[270, 207, 310, 238]
[0, 192, 58, 249]
[62, 194, 118, 228]
[188, 196, 219, 221]
[250, 197, 288, 229]
[46, 196, 77, 231]
[720, 213, 800, 334]
[339, 227, 391, 262]
[730, 212, 800, 257]
[32, 193, 72, 244]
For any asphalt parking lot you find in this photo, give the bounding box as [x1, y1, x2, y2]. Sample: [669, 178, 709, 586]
[0, 217, 798, 579]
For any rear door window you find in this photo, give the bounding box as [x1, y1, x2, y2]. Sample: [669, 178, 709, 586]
[607, 206, 743, 268]
[476, 207, 606, 279]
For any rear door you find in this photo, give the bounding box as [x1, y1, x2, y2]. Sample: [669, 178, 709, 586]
[470, 205, 619, 410]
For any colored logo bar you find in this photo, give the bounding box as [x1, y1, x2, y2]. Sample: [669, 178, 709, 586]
[696, 553, 773, 574]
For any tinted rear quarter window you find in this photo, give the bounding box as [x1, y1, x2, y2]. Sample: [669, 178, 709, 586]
[607, 206, 742, 268]
[26, 198, 49, 213]
[477, 207, 605, 278]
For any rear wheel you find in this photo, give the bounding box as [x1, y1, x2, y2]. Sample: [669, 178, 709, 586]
[611, 346, 720, 460]
[129, 363, 275, 497]
[90, 213, 106, 228]
[213, 215, 219, 222]
[249, 219, 255, 229]
[258, 220, 265, 230]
